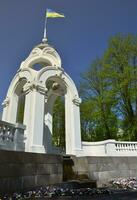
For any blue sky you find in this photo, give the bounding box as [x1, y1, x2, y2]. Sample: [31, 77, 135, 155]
[0, 0, 137, 111]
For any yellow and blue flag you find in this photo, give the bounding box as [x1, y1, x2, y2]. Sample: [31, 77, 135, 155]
[46, 9, 65, 18]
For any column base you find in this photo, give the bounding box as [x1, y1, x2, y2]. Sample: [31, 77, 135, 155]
[74, 148, 84, 157]
[30, 145, 46, 154]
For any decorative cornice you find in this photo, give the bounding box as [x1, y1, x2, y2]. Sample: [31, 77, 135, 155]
[23, 81, 48, 95]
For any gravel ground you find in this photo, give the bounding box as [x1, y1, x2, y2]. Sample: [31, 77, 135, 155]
[2, 189, 137, 200]
[2, 179, 137, 200]
[36, 191, 137, 199]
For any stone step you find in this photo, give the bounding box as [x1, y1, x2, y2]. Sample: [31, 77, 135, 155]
[63, 155, 71, 159]
[54, 180, 97, 189]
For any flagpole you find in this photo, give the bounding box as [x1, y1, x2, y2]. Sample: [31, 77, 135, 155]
[42, 11, 48, 43]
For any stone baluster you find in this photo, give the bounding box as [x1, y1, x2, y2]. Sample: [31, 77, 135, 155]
[0, 120, 25, 151]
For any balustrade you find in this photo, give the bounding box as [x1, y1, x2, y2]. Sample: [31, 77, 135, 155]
[0, 124, 15, 142]
[0, 120, 26, 151]
[82, 140, 137, 156]
[115, 142, 137, 152]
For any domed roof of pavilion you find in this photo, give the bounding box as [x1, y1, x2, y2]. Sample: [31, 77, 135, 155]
[20, 42, 62, 70]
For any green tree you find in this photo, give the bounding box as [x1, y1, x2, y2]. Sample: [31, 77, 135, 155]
[104, 34, 137, 140]
[16, 95, 25, 123]
[52, 96, 65, 148]
[80, 58, 118, 141]
[80, 34, 137, 142]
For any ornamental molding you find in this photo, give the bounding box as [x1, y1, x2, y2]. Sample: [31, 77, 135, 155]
[30, 46, 58, 59]
[20, 44, 62, 70]
[2, 97, 10, 108]
[31, 47, 42, 57]
[23, 81, 48, 95]
[55, 67, 65, 78]
[42, 47, 57, 56]
[72, 96, 82, 106]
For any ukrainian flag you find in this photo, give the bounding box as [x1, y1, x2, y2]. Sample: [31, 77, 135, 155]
[46, 9, 65, 18]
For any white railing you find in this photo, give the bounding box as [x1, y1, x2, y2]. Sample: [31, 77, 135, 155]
[0, 120, 26, 151]
[115, 141, 137, 152]
[80, 140, 137, 157]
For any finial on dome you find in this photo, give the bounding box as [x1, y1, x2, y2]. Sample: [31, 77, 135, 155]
[42, 37, 48, 43]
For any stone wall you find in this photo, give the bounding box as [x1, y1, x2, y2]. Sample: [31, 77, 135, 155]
[72, 156, 137, 187]
[1, 150, 137, 193]
[0, 150, 62, 194]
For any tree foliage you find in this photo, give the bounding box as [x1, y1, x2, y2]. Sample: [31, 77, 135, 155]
[104, 34, 137, 140]
[80, 34, 137, 141]
[52, 96, 65, 148]
[80, 58, 118, 141]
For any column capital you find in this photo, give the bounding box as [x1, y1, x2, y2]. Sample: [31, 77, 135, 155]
[23, 81, 48, 95]
[2, 97, 10, 108]
[72, 96, 82, 106]
[55, 67, 65, 78]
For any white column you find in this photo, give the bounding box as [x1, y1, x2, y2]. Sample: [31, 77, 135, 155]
[72, 97, 82, 155]
[23, 82, 47, 153]
[65, 93, 82, 155]
[2, 97, 10, 121]
[2, 95, 18, 124]
[65, 93, 73, 154]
